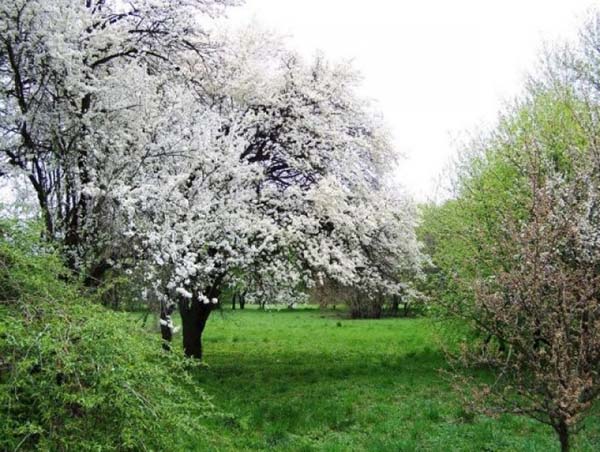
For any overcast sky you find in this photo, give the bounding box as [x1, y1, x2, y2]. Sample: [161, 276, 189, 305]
[228, 0, 599, 201]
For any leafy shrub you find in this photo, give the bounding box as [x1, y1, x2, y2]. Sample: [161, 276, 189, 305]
[0, 221, 215, 451]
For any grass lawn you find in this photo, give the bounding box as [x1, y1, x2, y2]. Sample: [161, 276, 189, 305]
[150, 307, 600, 451]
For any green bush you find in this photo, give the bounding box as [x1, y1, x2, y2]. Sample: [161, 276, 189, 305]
[0, 221, 215, 451]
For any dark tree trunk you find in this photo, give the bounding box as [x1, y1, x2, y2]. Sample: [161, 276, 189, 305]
[350, 302, 382, 319]
[239, 291, 246, 310]
[372, 303, 382, 319]
[232, 292, 237, 310]
[391, 295, 400, 316]
[83, 259, 112, 287]
[160, 301, 175, 351]
[555, 420, 570, 452]
[31, 177, 54, 240]
[350, 292, 380, 319]
[63, 192, 93, 272]
[179, 298, 213, 359]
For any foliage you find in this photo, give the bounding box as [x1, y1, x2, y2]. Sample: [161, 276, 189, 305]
[94, 268, 154, 312]
[419, 89, 589, 317]
[455, 156, 600, 451]
[0, 221, 216, 451]
[421, 12, 600, 452]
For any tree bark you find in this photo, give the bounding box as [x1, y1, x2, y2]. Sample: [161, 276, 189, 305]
[555, 420, 570, 452]
[179, 298, 213, 359]
[391, 295, 400, 316]
[160, 301, 175, 351]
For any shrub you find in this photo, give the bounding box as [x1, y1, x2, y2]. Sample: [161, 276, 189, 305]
[0, 221, 215, 451]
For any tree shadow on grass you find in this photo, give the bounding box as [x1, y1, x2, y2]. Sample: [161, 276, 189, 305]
[196, 347, 448, 387]
[192, 347, 478, 449]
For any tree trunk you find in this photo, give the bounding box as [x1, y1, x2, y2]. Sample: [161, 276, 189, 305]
[31, 177, 54, 240]
[372, 303, 382, 319]
[391, 295, 400, 316]
[179, 298, 213, 359]
[84, 259, 112, 287]
[160, 301, 175, 351]
[555, 420, 570, 452]
[232, 292, 237, 310]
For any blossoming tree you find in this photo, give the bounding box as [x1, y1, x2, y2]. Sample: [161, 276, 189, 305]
[1, 1, 424, 359]
[0, 0, 237, 272]
[128, 32, 424, 357]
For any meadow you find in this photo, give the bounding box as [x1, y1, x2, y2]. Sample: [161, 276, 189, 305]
[156, 307, 600, 451]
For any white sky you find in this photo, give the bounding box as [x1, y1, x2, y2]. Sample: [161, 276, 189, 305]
[228, 0, 599, 201]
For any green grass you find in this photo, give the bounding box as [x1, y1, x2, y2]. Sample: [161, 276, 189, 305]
[156, 306, 600, 451]
[6, 221, 595, 451]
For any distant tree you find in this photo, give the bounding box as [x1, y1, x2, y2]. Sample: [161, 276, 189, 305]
[231, 290, 247, 310]
[310, 182, 425, 319]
